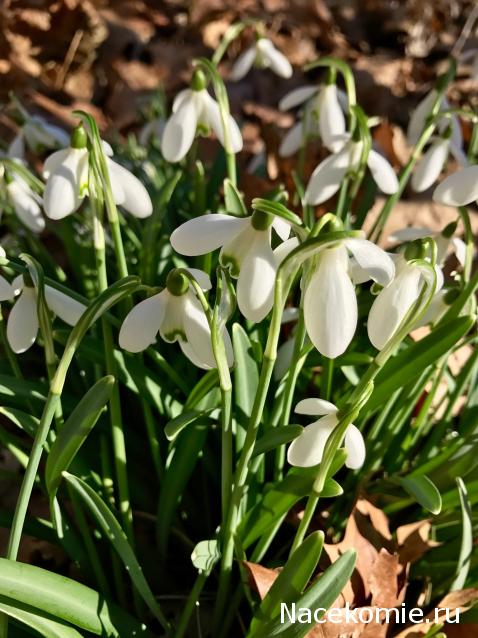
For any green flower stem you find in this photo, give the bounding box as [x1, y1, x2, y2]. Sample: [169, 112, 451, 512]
[212, 20, 259, 65]
[274, 310, 308, 481]
[321, 356, 334, 401]
[368, 61, 456, 243]
[290, 493, 320, 554]
[458, 207, 474, 283]
[195, 58, 237, 186]
[174, 572, 207, 638]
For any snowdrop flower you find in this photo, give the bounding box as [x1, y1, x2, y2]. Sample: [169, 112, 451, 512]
[305, 137, 399, 205]
[411, 127, 467, 193]
[367, 252, 442, 350]
[119, 268, 233, 369]
[389, 224, 466, 267]
[287, 398, 365, 469]
[407, 89, 462, 151]
[43, 125, 153, 220]
[2, 170, 45, 233]
[303, 234, 395, 358]
[170, 211, 294, 323]
[0, 274, 85, 354]
[433, 164, 478, 207]
[279, 83, 347, 156]
[9, 115, 69, 159]
[161, 70, 242, 163]
[230, 37, 292, 81]
[138, 118, 165, 147]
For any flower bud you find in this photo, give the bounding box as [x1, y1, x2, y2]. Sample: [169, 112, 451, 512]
[166, 270, 189, 296]
[70, 124, 88, 149]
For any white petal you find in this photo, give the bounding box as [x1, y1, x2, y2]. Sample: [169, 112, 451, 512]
[318, 85, 346, 153]
[451, 237, 467, 267]
[184, 268, 212, 291]
[183, 293, 215, 368]
[119, 292, 166, 352]
[7, 288, 38, 353]
[279, 121, 304, 157]
[411, 139, 449, 192]
[281, 306, 300, 324]
[159, 293, 186, 342]
[279, 86, 319, 111]
[367, 264, 422, 350]
[272, 217, 291, 241]
[230, 46, 256, 81]
[161, 96, 199, 162]
[287, 415, 336, 467]
[273, 237, 299, 267]
[295, 398, 337, 416]
[367, 149, 398, 194]
[304, 245, 358, 358]
[42, 148, 69, 179]
[0, 276, 14, 301]
[345, 238, 395, 286]
[107, 160, 152, 218]
[388, 227, 433, 243]
[179, 339, 211, 369]
[257, 39, 292, 78]
[44, 286, 86, 326]
[433, 166, 478, 207]
[344, 424, 365, 469]
[172, 89, 193, 113]
[7, 182, 45, 233]
[415, 289, 448, 327]
[237, 231, 276, 322]
[449, 140, 468, 167]
[407, 90, 439, 146]
[304, 148, 351, 205]
[202, 92, 243, 154]
[43, 148, 88, 220]
[171, 214, 249, 256]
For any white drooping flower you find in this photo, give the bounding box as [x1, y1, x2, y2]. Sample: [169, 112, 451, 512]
[279, 83, 348, 156]
[433, 165, 478, 207]
[9, 115, 69, 159]
[305, 138, 399, 205]
[161, 70, 243, 163]
[170, 211, 295, 323]
[119, 268, 233, 369]
[2, 171, 45, 233]
[138, 118, 165, 147]
[230, 37, 292, 81]
[407, 89, 462, 150]
[389, 225, 466, 267]
[303, 236, 395, 358]
[367, 253, 442, 350]
[0, 274, 85, 354]
[43, 125, 153, 220]
[287, 398, 365, 469]
[411, 129, 467, 193]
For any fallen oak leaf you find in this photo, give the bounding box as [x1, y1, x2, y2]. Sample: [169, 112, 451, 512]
[243, 560, 280, 600]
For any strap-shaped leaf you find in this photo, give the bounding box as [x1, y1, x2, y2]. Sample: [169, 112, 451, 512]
[256, 550, 357, 637]
[397, 474, 442, 515]
[0, 558, 149, 636]
[450, 477, 473, 590]
[0, 597, 83, 638]
[45, 376, 114, 497]
[63, 472, 170, 634]
[249, 531, 324, 636]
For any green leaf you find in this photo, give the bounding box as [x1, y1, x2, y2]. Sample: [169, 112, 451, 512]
[191, 539, 221, 576]
[252, 426, 303, 457]
[366, 317, 474, 413]
[257, 550, 357, 637]
[233, 323, 259, 449]
[0, 407, 39, 438]
[224, 178, 247, 216]
[0, 558, 150, 636]
[164, 408, 215, 441]
[0, 374, 47, 406]
[45, 376, 114, 497]
[240, 451, 347, 548]
[250, 532, 324, 636]
[0, 597, 83, 638]
[450, 477, 473, 591]
[397, 474, 442, 515]
[63, 472, 170, 633]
